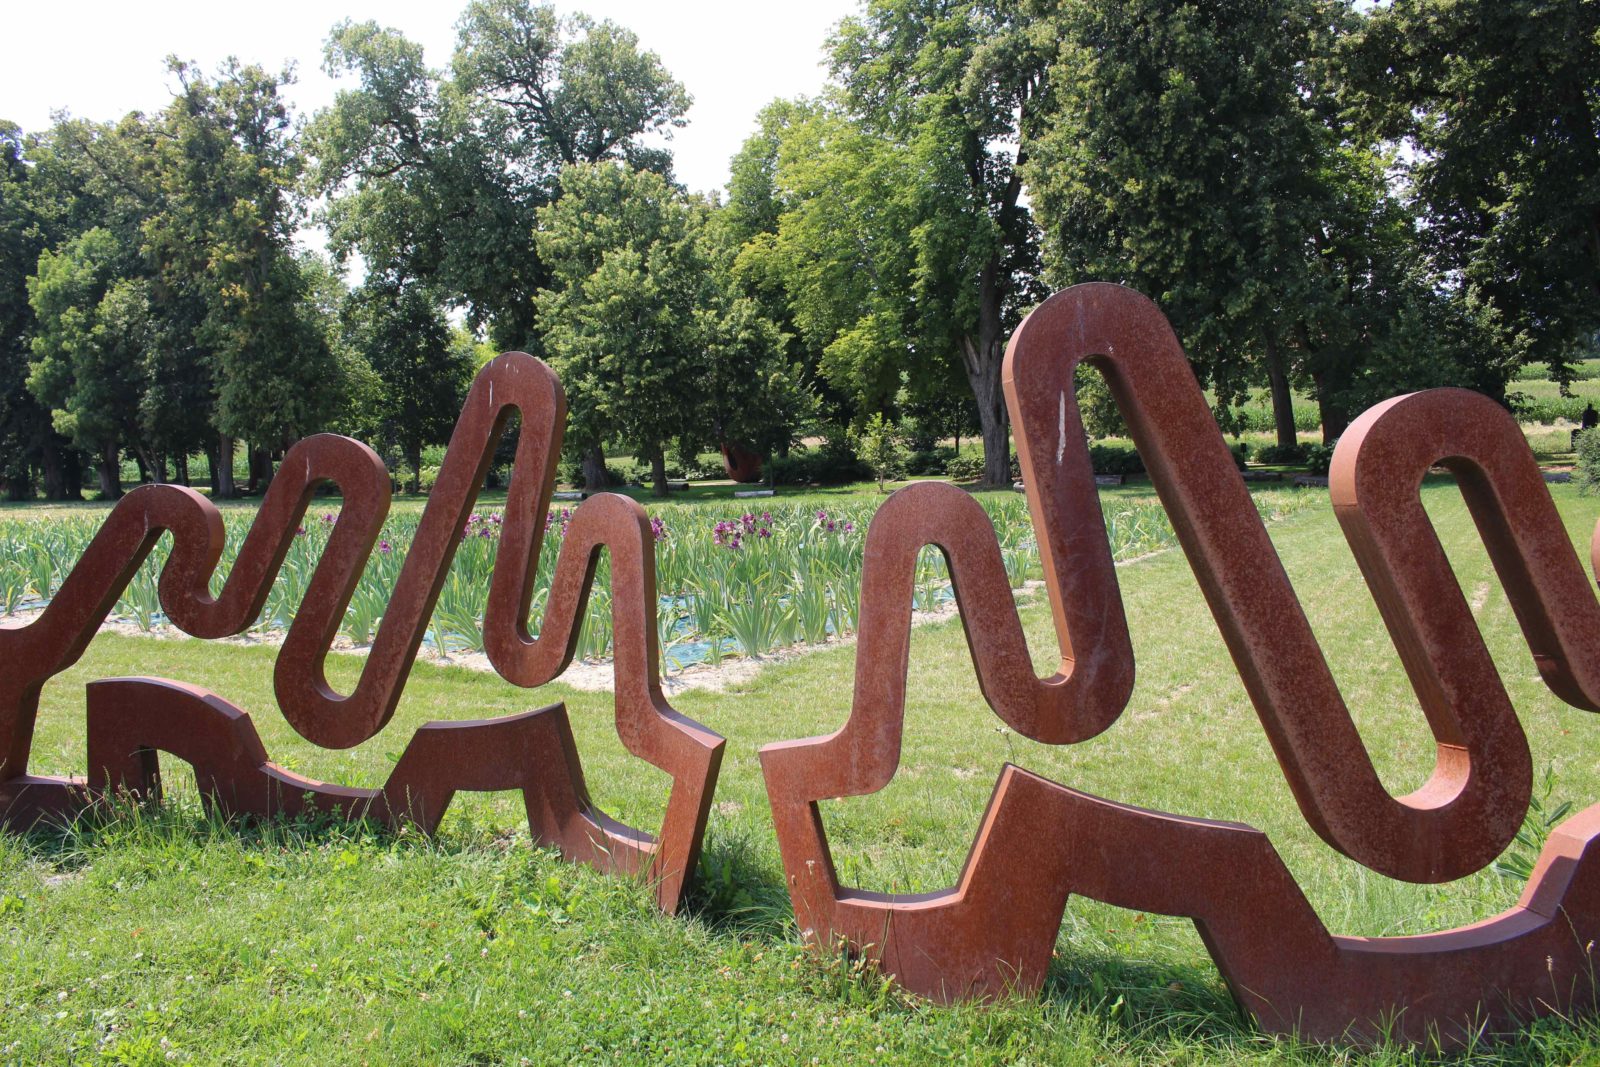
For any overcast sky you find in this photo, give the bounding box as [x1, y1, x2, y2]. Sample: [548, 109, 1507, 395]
[2, 0, 859, 197]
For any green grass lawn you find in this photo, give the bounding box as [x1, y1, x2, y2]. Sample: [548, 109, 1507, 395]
[4, 481, 1600, 1063]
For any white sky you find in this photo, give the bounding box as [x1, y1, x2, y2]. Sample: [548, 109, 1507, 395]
[1, 0, 859, 197]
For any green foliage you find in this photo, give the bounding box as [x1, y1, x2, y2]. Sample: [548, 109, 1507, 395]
[535, 163, 714, 496]
[0, 122, 60, 501]
[26, 229, 147, 468]
[309, 1, 689, 350]
[1024, 0, 1520, 444]
[1515, 394, 1597, 426]
[343, 281, 471, 493]
[1222, 399, 1323, 436]
[734, 1, 1052, 485]
[1575, 428, 1600, 496]
[536, 163, 800, 496]
[1026, 0, 1340, 407]
[1304, 441, 1337, 477]
[1255, 443, 1308, 467]
[944, 453, 984, 483]
[154, 60, 340, 452]
[904, 447, 956, 477]
[1346, 0, 1600, 379]
[849, 412, 907, 491]
[1088, 444, 1145, 477]
[1075, 366, 1126, 439]
[765, 445, 873, 487]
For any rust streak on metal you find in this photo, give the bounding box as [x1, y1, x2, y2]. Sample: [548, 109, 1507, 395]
[760, 282, 1600, 1042]
[0, 352, 722, 913]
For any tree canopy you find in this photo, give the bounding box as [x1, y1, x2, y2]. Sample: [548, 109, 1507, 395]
[0, 0, 1592, 502]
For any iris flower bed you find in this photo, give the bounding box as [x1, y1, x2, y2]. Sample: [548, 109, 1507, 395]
[0, 491, 1316, 672]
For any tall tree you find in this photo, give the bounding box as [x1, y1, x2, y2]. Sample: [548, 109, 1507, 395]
[1025, 0, 1351, 446]
[26, 227, 151, 497]
[535, 163, 714, 497]
[737, 108, 924, 418]
[0, 122, 58, 500]
[13, 116, 160, 498]
[343, 279, 472, 492]
[724, 99, 853, 433]
[734, 3, 1048, 484]
[694, 207, 812, 463]
[827, 0, 1050, 484]
[151, 58, 339, 492]
[1344, 0, 1600, 379]
[308, 1, 690, 352]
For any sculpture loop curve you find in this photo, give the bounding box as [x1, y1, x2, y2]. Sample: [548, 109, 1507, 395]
[0, 352, 723, 912]
[760, 281, 1600, 1042]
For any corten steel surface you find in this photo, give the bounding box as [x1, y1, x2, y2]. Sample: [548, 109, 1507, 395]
[760, 282, 1600, 1043]
[0, 352, 723, 913]
[720, 442, 764, 483]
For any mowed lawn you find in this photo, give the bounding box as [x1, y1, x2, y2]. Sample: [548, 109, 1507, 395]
[5, 481, 1600, 1064]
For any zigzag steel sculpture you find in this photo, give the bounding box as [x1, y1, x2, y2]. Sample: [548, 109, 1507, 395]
[0, 352, 723, 913]
[760, 282, 1600, 1043]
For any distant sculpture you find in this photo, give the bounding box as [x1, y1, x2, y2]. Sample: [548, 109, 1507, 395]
[0, 353, 723, 913]
[720, 441, 764, 483]
[761, 282, 1600, 1044]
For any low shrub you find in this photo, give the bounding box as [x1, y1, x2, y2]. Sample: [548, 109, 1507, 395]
[1304, 441, 1336, 476]
[905, 446, 957, 476]
[1088, 444, 1144, 476]
[556, 453, 640, 488]
[1255, 443, 1308, 466]
[1576, 428, 1600, 495]
[766, 445, 874, 486]
[945, 453, 984, 482]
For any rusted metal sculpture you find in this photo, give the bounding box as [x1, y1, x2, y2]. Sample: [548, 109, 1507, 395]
[0, 353, 723, 913]
[719, 442, 764, 484]
[760, 282, 1600, 1043]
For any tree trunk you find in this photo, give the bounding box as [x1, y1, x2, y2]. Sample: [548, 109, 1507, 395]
[581, 444, 609, 492]
[962, 259, 1011, 487]
[134, 447, 164, 485]
[649, 444, 668, 498]
[41, 441, 66, 501]
[960, 331, 1010, 486]
[247, 446, 274, 494]
[97, 442, 122, 499]
[1263, 331, 1297, 449]
[216, 433, 236, 499]
[406, 442, 422, 495]
[1309, 372, 1349, 443]
[175, 453, 189, 486]
[4, 469, 28, 501]
[63, 447, 83, 498]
